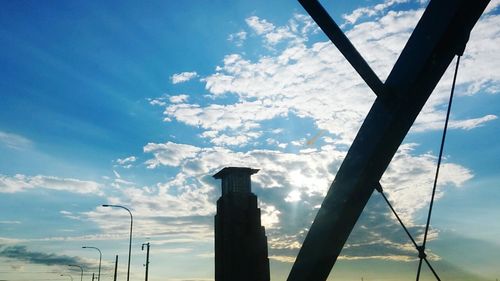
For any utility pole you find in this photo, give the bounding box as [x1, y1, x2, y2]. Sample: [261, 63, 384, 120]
[114, 255, 119, 281]
[142, 243, 150, 281]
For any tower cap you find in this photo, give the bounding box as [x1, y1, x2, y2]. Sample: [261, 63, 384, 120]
[213, 167, 259, 179]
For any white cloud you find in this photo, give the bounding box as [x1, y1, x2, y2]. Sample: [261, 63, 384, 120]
[381, 143, 473, 222]
[171, 71, 198, 84]
[246, 16, 275, 35]
[414, 114, 498, 132]
[228, 31, 247, 46]
[169, 94, 189, 103]
[158, 9, 499, 149]
[164, 100, 285, 144]
[0, 131, 33, 150]
[143, 142, 201, 168]
[59, 210, 82, 220]
[269, 255, 296, 263]
[148, 97, 166, 106]
[261, 204, 281, 229]
[141, 140, 473, 227]
[0, 174, 102, 195]
[264, 26, 296, 46]
[82, 142, 345, 243]
[74, 134, 474, 259]
[450, 115, 498, 130]
[245, 14, 315, 48]
[284, 190, 302, 202]
[144, 141, 344, 195]
[116, 156, 137, 167]
[210, 134, 254, 147]
[454, 13, 500, 95]
[342, 0, 410, 25]
[85, 181, 216, 240]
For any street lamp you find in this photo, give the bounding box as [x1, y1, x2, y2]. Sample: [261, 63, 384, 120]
[82, 246, 101, 281]
[68, 264, 83, 281]
[102, 204, 133, 281]
[60, 274, 73, 281]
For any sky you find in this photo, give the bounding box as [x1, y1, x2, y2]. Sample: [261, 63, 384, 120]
[0, 0, 499, 281]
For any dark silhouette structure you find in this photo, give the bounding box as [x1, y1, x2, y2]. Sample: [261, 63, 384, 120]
[213, 167, 270, 281]
[142, 242, 150, 281]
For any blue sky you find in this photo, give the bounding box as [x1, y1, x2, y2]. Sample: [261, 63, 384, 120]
[1, 0, 499, 281]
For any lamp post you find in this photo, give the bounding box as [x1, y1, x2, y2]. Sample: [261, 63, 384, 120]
[141, 243, 150, 281]
[68, 265, 83, 281]
[60, 274, 73, 281]
[102, 204, 133, 281]
[82, 246, 101, 281]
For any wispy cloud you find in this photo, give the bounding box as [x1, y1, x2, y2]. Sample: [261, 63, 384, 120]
[450, 115, 498, 130]
[0, 220, 21, 224]
[171, 71, 198, 84]
[115, 156, 137, 169]
[116, 156, 137, 165]
[0, 174, 103, 195]
[414, 114, 498, 132]
[0, 131, 33, 150]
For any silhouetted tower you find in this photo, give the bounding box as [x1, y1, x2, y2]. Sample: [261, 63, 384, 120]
[214, 167, 270, 281]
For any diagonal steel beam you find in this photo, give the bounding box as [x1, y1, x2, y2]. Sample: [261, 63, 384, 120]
[288, 1, 490, 281]
[299, 0, 385, 97]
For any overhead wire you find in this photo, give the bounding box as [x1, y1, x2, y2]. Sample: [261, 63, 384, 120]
[375, 183, 441, 280]
[416, 54, 462, 281]
[376, 54, 462, 281]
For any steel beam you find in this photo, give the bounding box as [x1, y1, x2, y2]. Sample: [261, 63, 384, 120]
[298, 0, 384, 97]
[288, 1, 489, 281]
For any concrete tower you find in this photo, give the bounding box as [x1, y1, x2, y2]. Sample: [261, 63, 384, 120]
[214, 167, 270, 281]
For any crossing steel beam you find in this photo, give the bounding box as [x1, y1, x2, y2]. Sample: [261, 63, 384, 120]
[287, 1, 490, 281]
[298, 0, 385, 97]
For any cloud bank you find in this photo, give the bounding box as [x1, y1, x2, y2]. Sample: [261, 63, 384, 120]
[0, 245, 96, 268]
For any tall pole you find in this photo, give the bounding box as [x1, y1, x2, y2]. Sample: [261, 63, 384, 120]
[113, 255, 119, 281]
[102, 204, 133, 281]
[82, 246, 101, 281]
[113, 255, 118, 281]
[141, 243, 150, 281]
[68, 264, 84, 281]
